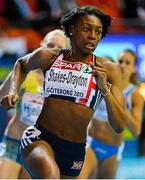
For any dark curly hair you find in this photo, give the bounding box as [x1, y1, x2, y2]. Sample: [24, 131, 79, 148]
[60, 5, 111, 39]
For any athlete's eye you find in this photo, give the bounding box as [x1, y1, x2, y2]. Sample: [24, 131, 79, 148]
[118, 59, 130, 65]
[95, 30, 102, 35]
[83, 27, 90, 32]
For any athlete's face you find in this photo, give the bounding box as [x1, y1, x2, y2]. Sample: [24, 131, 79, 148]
[70, 14, 103, 55]
[118, 52, 136, 80]
[44, 35, 68, 49]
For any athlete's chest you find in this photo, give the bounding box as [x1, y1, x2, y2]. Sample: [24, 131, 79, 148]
[43, 54, 103, 110]
[45, 59, 95, 95]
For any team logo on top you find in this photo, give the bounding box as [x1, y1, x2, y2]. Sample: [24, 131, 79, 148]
[82, 65, 92, 74]
[53, 60, 82, 71]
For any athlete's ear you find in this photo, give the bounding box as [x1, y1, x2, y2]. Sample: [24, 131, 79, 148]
[69, 25, 75, 36]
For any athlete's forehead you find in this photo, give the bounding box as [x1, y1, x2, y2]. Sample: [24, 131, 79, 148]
[75, 14, 103, 28]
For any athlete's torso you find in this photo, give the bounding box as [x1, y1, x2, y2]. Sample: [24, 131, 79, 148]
[37, 51, 104, 142]
[43, 51, 103, 110]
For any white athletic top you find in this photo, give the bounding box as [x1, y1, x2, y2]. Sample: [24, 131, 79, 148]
[44, 51, 103, 110]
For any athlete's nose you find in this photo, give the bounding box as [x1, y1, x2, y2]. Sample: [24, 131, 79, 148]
[88, 30, 96, 40]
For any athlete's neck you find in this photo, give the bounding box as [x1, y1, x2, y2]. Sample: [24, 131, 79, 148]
[68, 49, 92, 63]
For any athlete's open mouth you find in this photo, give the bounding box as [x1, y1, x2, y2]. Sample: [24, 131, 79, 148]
[85, 43, 95, 50]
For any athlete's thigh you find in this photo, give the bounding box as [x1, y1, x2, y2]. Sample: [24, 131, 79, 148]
[22, 140, 60, 178]
[78, 146, 98, 179]
[98, 155, 119, 179]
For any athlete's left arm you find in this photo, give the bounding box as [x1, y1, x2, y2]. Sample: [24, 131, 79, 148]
[126, 88, 144, 137]
[105, 62, 126, 133]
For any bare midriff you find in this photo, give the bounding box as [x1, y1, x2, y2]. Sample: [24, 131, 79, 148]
[37, 98, 94, 143]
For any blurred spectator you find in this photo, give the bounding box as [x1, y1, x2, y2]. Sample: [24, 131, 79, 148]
[0, 0, 43, 52]
[120, 0, 145, 20]
[137, 0, 145, 21]
[4, 28, 43, 53]
[120, 0, 138, 19]
[120, 0, 145, 33]
[30, 0, 77, 34]
[0, 0, 77, 52]
[2, 0, 77, 31]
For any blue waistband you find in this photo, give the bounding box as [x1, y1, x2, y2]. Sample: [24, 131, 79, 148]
[88, 138, 120, 161]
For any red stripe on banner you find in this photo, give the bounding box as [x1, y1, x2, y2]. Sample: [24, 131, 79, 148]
[87, 54, 95, 64]
[79, 75, 96, 105]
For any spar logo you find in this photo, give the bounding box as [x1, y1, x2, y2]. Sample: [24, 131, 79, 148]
[52, 59, 82, 71]
[82, 65, 92, 74]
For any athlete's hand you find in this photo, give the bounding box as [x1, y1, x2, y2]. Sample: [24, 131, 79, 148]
[91, 62, 108, 93]
[1, 93, 19, 110]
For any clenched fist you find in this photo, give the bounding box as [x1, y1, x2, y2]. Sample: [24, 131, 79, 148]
[0, 94, 19, 110]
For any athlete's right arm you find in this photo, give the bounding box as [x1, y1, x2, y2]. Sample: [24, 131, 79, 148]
[0, 71, 12, 99]
[1, 47, 59, 109]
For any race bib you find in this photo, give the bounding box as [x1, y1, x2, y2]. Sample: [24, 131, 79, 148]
[44, 59, 93, 99]
[20, 92, 44, 126]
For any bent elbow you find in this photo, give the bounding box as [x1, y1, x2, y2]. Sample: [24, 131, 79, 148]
[115, 127, 124, 134]
[116, 118, 126, 134]
[110, 113, 126, 134]
[115, 119, 126, 134]
[112, 123, 125, 134]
